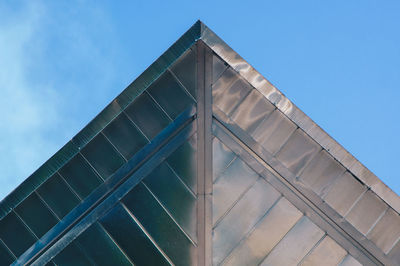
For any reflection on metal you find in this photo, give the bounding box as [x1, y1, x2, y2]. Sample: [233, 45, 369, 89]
[0, 20, 399, 265]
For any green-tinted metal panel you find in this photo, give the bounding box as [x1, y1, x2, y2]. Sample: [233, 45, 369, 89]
[0, 240, 14, 265]
[122, 183, 196, 266]
[165, 134, 197, 193]
[103, 112, 149, 160]
[0, 140, 79, 219]
[143, 161, 197, 241]
[100, 204, 169, 266]
[52, 243, 92, 266]
[76, 222, 132, 265]
[80, 133, 125, 179]
[170, 47, 197, 99]
[0, 211, 36, 257]
[58, 153, 103, 199]
[15, 193, 58, 238]
[37, 173, 80, 219]
[124, 92, 171, 140]
[147, 71, 195, 119]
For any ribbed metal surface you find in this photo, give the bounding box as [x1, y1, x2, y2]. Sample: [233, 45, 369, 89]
[0, 20, 399, 265]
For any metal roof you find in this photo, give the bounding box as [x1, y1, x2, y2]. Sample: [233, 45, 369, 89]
[0, 20, 399, 265]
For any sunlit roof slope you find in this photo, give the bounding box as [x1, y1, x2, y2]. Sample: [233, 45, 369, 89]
[0, 20, 399, 266]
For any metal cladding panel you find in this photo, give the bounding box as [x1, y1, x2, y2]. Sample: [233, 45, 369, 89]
[275, 129, 321, 176]
[166, 133, 198, 193]
[0, 211, 36, 257]
[99, 203, 170, 266]
[102, 112, 149, 160]
[14, 192, 58, 238]
[213, 177, 281, 265]
[212, 137, 236, 183]
[345, 190, 388, 235]
[142, 159, 197, 242]
[58, 153, 103, 199]
[124, 91, 171, 140]
[121, 182, 197, 265]
[0, 240, 14, 265]
[1, 21, 399, 266]
[222, 197, 303, 266]
[72, 222, 133, 265]
[230, 89, 276, 135]
[323, 171, 367, 217]
[147, 70, 195, 120]
[300, 236, 347, 266]
[51, 243, 93, 265]
[251, 108, 297, 155]
[36, 172, 81, 219]
[259, 216, 325, 266]
[299, 150, 346, 197]
[367, 208, 400, 254]
[212, 157, 259, 225]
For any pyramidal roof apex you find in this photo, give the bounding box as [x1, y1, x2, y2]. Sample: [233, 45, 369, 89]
[1, 20, 398, 220]
[1, 20, 400, 266]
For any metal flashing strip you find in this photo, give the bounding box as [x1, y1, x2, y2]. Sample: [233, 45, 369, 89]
[14, 106, 196, 265]
[211, 116, 388, 266]
[200, 24, 400, 215]
[196, 41, 206, 266]
[196, 41, 213, 266]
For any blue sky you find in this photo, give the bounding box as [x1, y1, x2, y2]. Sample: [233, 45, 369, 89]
[0, 0, 399, 200]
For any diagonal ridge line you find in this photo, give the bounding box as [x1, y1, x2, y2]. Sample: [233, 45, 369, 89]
[120, 202, 174, 266]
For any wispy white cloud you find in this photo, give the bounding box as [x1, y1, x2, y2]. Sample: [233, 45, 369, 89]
[0, 2, 61, 198]
[0, 1, 119, 199]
